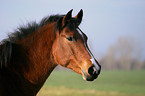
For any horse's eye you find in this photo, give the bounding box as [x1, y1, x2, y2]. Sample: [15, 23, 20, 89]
[67, 36, 73, 41]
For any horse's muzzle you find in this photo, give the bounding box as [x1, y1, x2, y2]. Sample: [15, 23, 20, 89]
[82, 65, 101, 81]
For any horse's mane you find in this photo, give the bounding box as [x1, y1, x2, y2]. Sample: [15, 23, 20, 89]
[0, 15, 64, 69]
[1, 15, 63, 43]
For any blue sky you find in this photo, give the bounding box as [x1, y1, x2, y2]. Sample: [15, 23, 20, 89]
[0, 0, 145, 59]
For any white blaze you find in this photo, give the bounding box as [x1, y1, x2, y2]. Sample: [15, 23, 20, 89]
[77, 28, 100, 72]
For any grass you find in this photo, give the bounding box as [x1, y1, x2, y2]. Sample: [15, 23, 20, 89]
[37, 70, 145, 96]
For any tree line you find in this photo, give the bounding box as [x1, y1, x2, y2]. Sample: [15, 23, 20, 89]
[100, 37, 145, 70]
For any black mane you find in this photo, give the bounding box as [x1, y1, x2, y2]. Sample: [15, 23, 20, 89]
[1, 15, 64, 43]
[0, 15, 64, 69]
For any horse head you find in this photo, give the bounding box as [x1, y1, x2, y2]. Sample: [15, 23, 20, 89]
[52, 9, 101, 81]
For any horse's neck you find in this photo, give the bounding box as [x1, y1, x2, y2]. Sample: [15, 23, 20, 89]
[16, 23, 57, 93]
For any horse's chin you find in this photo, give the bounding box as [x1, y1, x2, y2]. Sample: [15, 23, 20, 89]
[82, 75, 98, 81]
[82, 76, 95, 81]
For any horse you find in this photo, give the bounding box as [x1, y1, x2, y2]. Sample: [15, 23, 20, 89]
[0, 9, 101, 96]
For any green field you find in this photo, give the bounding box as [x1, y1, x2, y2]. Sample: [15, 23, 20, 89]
[37, 70, 145, 96]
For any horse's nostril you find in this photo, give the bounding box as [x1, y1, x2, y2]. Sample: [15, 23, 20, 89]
[88, 66, 94, 76]
[83, 65, 101, 81]
[88, 65, 100, 79]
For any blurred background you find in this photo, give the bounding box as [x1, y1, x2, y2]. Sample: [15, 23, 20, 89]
[0, 0, 145, 96]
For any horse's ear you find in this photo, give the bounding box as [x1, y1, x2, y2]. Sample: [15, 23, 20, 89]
[62, 9, 73, 27]
[75, 9, 83, 26]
